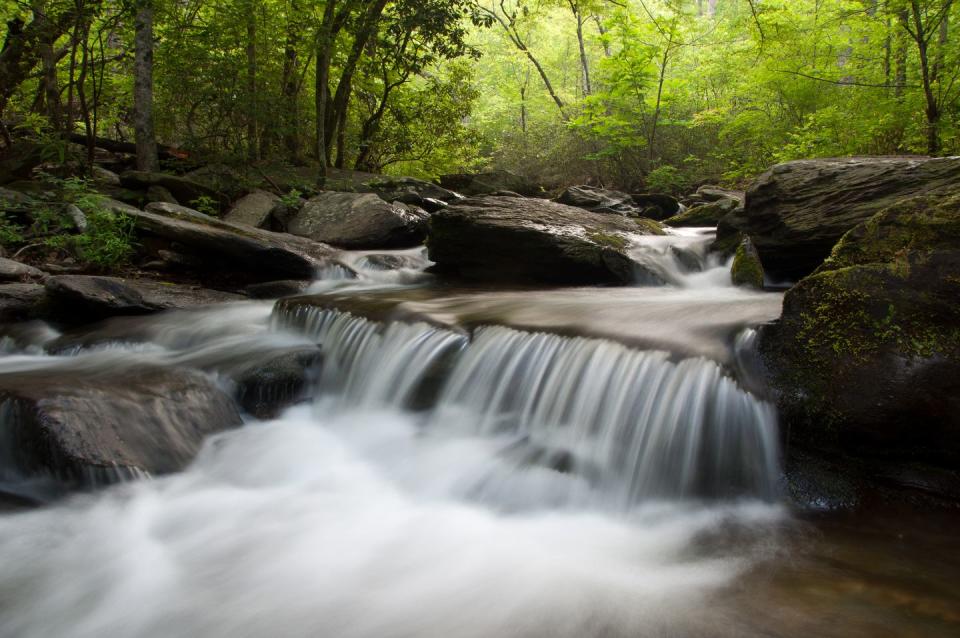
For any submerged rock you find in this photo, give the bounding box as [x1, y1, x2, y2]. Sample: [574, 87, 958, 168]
[731, 237, 764, 289]
[231, 347, 323, 418]
[734, 156, 960, 280]
[761, 194, 960, 465]
[289, 192, 429, 249]
[427, 195, 663, 285]
[0, 364, 242, 489]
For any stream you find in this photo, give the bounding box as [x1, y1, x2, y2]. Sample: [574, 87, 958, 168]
[0, 228, 957, 637]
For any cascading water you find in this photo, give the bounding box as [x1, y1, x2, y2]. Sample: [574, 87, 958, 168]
[0, 236, 800, 638]
[274, 305, 780, 507]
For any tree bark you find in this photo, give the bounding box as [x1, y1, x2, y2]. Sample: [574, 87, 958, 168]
[568, 1, 591, 96]
[133, 0, 158, 171]
[246, 0, 258, 160]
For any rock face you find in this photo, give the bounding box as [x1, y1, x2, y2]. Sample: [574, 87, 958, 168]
[730, 237, 764, 288]
[0, 283, 45, 321]
[120, 170, 230, 211]
[438, 170, 542, 197]
[288, 192, 429, 249]
[0, 364, 242, 488]
[760, 194, 960, 464]
[231, 347, 323, 418]
[555, 185, 639, 216]
[734, 156, 960, 280]
[44, 275, 244, 322]
[427, 195, 663, 284]
[224, 189, 280, 228]
[101, 199, 342, 280]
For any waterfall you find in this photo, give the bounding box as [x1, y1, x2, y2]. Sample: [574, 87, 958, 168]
[275, 305, 781, 505]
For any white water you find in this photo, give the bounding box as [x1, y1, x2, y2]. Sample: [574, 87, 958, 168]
[0, 232, 789, 637]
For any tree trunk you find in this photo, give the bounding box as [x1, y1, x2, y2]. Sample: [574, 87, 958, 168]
[281, 0, 301, 159]
[569, 1, 591, 96]
[314, 1, 338, 173]
[133, 0, 158, 171]
[648, 46, 670, 162]
[246, 0, 258, 160]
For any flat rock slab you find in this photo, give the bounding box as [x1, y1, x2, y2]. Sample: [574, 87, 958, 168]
[0, 364, 242, 488]
[45, 274, 244, 322]
[101, 199, 342, 280]
[224, 189, 280, 228]
[427, 195, 663, 285]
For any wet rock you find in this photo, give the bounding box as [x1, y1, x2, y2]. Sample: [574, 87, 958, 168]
[231, 347, 323, 418]
[555, 185, 639, 216]
[356, 253, 423, 271]
[244, 280, 310, 299]
[695, 185, 744, 205]
[0, 364, 242, 489]
[760, 193, 960, 465]
[289, 192, 430, 249]
[146, 185, 179, 205]
[44, 275, 243, 322]
[0, 284, 46, 321]
[0, 258, 47, 283]
[428, 195, 663, 285]
[664, 200, 739, 227]
[100, 199, 342, 280]
[120, 170, 230, 212]
[224, 189, 280, 228]
[734, 156, 960, 280]
[731, 237, 764, 289]
[629, 193, 681, 220]
[438, 170, 542, 197]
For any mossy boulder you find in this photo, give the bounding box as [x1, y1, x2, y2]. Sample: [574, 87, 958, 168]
[731, 237, 764, 288]
[428, 195, 663, 284]
[760, 194, 960, 465]
[735, 156, 960, 280]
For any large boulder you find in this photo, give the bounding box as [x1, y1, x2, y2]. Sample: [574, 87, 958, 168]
[0, 364, 242, 489]
[427, 195, 663, 284]
[438, 170, 542, 197]
[223, 189, 280, 228]
[120, 170, 230, 211]
[760, 194, 960, 464]
[629, 193, 681, 220]
[730, 237, 764, 288]
[44, 275, 243, 322]
[230, 346, 323, 418]
[555, 185, 639, 216]
[101, 199, 342, 280]
[287, 192, 429, 249]
[734, 156, 960, 280]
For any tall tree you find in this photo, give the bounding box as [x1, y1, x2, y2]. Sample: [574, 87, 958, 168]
[133, 0, 158, 171]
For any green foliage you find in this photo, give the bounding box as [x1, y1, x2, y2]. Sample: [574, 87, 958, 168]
[643, 165, 688, 195]
[190, 196, 219, 216]
[0, 215, 24, 246]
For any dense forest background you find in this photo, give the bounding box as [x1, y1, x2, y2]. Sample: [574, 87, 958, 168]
[1, 0, 958, 192]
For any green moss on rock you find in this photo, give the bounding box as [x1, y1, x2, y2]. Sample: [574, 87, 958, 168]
[731, 237, 764, 288]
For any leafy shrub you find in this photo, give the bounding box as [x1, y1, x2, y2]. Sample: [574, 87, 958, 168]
[644, 165, 690, 195]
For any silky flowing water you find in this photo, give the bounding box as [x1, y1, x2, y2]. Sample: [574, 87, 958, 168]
[0, 231, 957, 637]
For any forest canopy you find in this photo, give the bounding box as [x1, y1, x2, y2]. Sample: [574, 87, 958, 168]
[1, 0, 958, 190]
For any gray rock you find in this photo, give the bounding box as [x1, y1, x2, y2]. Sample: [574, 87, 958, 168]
[363, 177, 462, 211]
[63, 203, 87, 231]
[100, 199, 341, 280]
[224, 189, 280, 228]
[0, 187, 34, 210]
[289, 192, 429, 249]
[555, 185, 639, 216]
[0, 258, 47, 283]
[629, 193, 681, 219]
[427, 195, 664, 285]
[244, 280, 310, 299]
[91, 166, 121, 186]
[695, 185, 744, 205]
[735, 156, 960, 280]
[439, 170, 542, 197]
[231, 347, 324, 418]
[0, 283, 46, 321]
[0, 364, 242, 489]
[146, 185, 179, 205]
